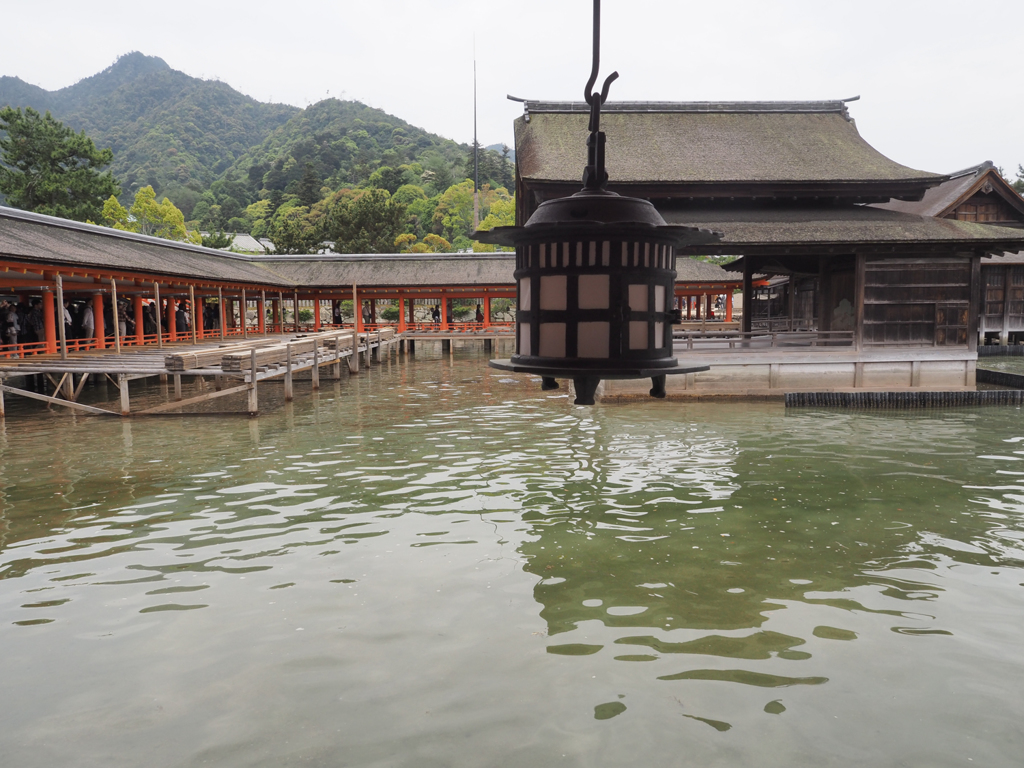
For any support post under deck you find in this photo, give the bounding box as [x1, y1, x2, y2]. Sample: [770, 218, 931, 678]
[285, 343, 294, 401]
[119, 374, 130, 416]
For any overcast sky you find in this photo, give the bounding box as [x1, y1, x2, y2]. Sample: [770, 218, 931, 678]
[4, 0, 1021, 177]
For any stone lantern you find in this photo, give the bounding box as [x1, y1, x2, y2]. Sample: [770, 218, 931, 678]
[475, 1, 721, 405]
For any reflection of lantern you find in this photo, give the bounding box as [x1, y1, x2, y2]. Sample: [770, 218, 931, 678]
[475, 1, 721, 405]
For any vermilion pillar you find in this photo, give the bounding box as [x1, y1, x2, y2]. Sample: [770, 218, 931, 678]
[726, 292, 733, 322]
[93, 293, 105, 349]
[133, 296, 144, 343]
[42, 289, 57, 354]
[441, 297, 449, 331]
[166, 298, 176, 341]
[313, 297, 321, 332]
[482, 296, 491, 327]
[397, 298, 407, 332]
[258, 295, 266, 334]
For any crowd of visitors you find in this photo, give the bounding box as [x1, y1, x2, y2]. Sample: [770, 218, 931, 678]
[0, 296, 229, 355]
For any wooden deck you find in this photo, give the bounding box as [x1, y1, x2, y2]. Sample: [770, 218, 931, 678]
[0, 328, 398, 418]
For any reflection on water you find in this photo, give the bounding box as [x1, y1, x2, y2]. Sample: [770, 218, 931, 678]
[2, 348, 1024, 767]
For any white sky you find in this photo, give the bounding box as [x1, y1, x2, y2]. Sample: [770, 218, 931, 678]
[4, 0, 1022, 177]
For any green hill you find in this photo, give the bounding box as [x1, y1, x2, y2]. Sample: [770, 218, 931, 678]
[0, 52, 299, 210]
[0, 52, 515, 236]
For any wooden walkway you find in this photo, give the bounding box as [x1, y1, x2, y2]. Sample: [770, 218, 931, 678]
[0, 328, 398, 418]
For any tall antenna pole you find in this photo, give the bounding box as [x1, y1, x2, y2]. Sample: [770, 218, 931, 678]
[473, 52, 480, 230]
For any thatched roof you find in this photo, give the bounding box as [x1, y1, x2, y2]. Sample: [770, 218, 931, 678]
[253, 254, 515, 287]
[661, 205, 1024, 255]
[0, 206, 287, 286]
[874, 161, 1024, 222]
[515, 101, 941, 201]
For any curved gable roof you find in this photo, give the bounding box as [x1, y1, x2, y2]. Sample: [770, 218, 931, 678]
[515, 101, 941, 201]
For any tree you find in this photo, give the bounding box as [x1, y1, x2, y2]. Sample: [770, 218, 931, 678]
[102, 185, 201, 244]
[432, 180, 475, 242]
[0, 106, 120, 222]
[267, 204, 321, 254]
[202, 230, 234, 249]
[325, 188, 406, 253]
[473, 193, 515, 252]
[297, 162, 322, 208]
[1014, 164, 1024, 196]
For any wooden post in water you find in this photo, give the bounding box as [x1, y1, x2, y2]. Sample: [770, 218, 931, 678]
[311, 338, 320, 390]
[347, 330, 358, 374]
[247, 347, 258, 415]
[154, 282, 163, 348]
[284, 343, 293, 401]
[111, 278, 122, 355]
[119, 374, 130, 416]
[55, 274, 68, 360]
[173, 374, 182, 401]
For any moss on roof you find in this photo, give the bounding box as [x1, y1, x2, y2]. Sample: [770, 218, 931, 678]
[516, 110, 940, 186]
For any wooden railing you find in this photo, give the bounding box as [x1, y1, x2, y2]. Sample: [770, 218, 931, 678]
[673, 330, 855, 350]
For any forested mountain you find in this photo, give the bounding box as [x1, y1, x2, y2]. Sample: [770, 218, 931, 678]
[0, 53, 298, 207]
[0, 52, 516, 250]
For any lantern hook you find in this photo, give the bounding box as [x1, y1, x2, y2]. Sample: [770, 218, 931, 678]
[582, 0, 618, 191]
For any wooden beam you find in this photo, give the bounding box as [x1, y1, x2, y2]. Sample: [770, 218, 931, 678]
[0, 383, 116, 416]
[137, 382, 251, 414]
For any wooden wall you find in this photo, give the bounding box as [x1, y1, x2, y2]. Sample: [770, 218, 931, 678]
[981, 264, 1024, 336]
[862, 259, 971, 347]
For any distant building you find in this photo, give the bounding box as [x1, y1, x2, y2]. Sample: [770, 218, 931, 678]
[511, 99, 1024, 394]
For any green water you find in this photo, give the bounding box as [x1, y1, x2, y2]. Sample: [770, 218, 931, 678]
[979, 356, 1024, 374]
[2, 348, 1024, 767]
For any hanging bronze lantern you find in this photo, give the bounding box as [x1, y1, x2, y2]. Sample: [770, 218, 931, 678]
[475, 1, 721, 404]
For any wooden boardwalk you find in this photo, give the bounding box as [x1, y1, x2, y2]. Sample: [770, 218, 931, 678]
[0, 328, 398, 418]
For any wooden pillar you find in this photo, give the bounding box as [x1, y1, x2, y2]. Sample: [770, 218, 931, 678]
[353, 284, 362, 334]
[284, 343, 293, 401]
[133, 295, 144, 345]
[173, 374, 182, 400]
[397, 297, 407, 333]
[110, 278, 121, 355]
[55, 274, 68, 360]
[166, 295, 176, 342]
[189, 285, 198, 344]
[293, 291, 300, 333]
[441, 296, 449, 331]
[742, 260, 753, 334]
[241, 289, 248, 339]
[483, 295, 491, 327]
[277, 291, 284, 333]
[854, 253, 866, 352]
[119, 374, 130, 416]
[93, 293, 105, 350]
[369, 299, 376, 325]
[725, 291, 734, 323]
[313, 295, 322, 332]
[42, 288, 57, 354]
[968, 253, 982, 354]
[258, 291, 266, 334]
[247, 348, 258, 414]
[408, 297, 416, 326]
[1000, 265, 1011, 345]
[311, 339, 320, 390]
[218, 287, 226, 340]
[154, 283, 163, 348]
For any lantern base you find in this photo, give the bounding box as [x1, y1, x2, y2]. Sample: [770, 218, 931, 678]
[488, 359, 711, 405]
